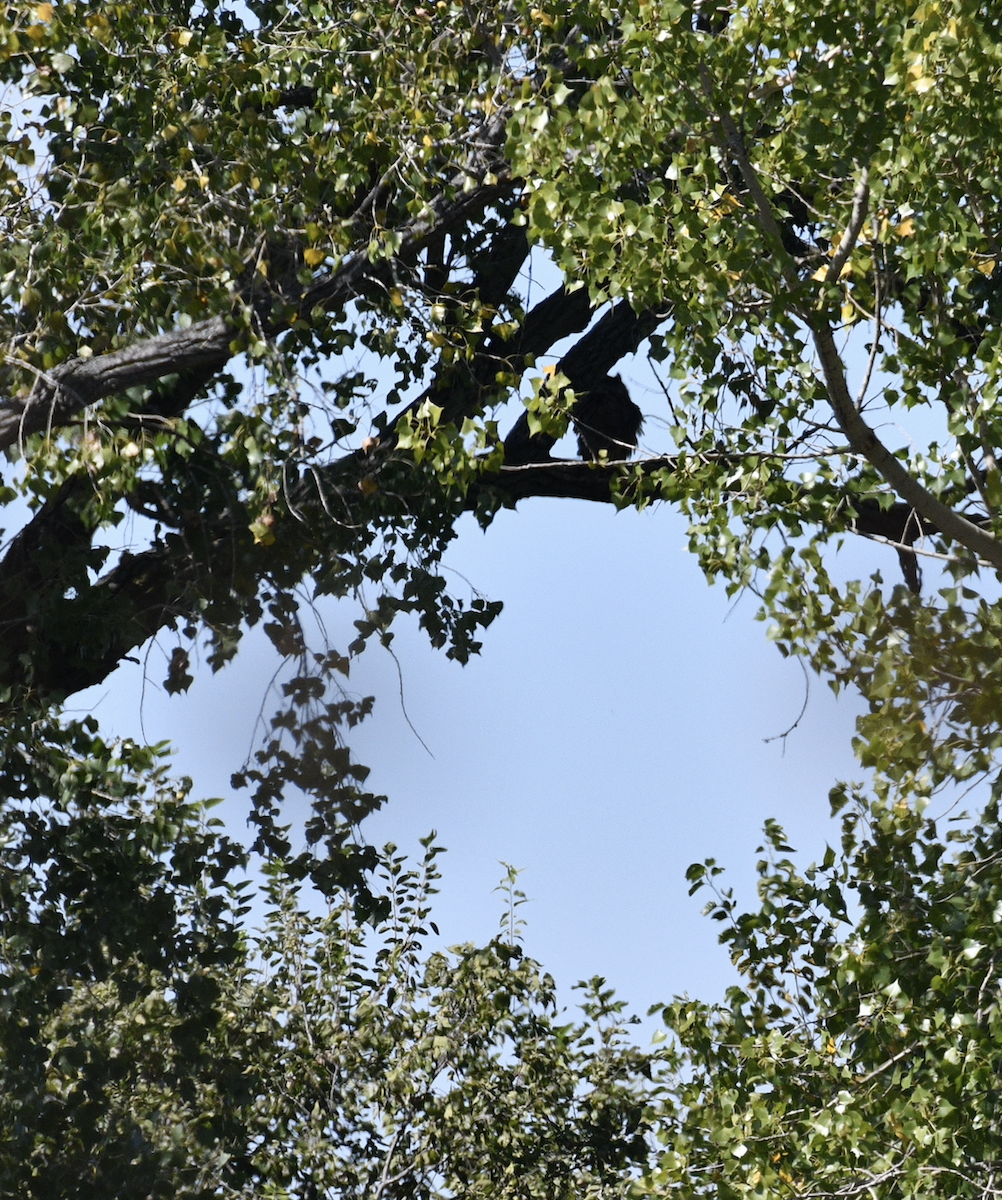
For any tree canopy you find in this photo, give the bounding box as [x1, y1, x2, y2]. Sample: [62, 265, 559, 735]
[5, 0, 1002, 1194]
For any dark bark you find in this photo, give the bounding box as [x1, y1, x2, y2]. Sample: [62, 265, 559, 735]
[0, 114, 513, 454]
[396, 279, 596, 437]
[0, 224, 605, 702]
[0, 440, 951, 701]
[502, 300, 665, 463]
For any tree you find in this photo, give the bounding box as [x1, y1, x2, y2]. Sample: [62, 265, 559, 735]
[6, 0, 1002, 1191]
[5, 0, 1002, 847]
[648, 791, 1002, 1200]
[0, 746, 659, 1198]
[5, 716, 1002, 1198]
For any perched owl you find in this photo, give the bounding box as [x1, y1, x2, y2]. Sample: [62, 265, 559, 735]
[572, 374, 644, 461]
[503, 373, 643, 464]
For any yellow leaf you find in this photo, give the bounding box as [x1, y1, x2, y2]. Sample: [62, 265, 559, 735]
[388, 288, 404, 307]
[841, 303, 857, 324]
[250, 512, 276, 545]
[303, 247, 325, 267]
[172, 175, 187, 192]
[716, 192, 741, 211]
[896, 217, 915, 237]
[26, 23, 46, 41]
[175, 29, 193, 46]
[35, 3, 54, 21]
[358, 476, 379, 497]
[909, 74, 936, 94]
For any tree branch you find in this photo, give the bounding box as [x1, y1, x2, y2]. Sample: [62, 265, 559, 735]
[0, 433, 959, 700]
[0, 113, 513, 454]
[702, 78, 1002, 573]
[502, 299, 666, 461]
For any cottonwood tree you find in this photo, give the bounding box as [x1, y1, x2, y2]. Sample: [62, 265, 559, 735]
[0, 728, 660, 1197]
[5, 5, 1002, 1195]
[4, 665, 1002, 1199]
[646, 789, 1002, 1200]
[4, 0, 1002, 849]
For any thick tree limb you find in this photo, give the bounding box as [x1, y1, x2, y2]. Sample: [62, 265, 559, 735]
[558, 301, 667, 384]
[384, 275, 595, 438]
[0, 439, 949, 701]
[502, 299, 665, 462]
[0, 114, 513, 454]
[0, 317, 234, 451]
[0, 240, 622, 701]
[0, 495, 253, 698]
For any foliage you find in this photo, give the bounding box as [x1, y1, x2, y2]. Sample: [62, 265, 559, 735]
[648, 794, 1002, 1200]
[6, 728, 1002, 1197]
[0, 713, 250, 1196]
[2, 0, 1002, 828]
[0, 771, 659, 1198]
[5, 0, 1002, 1194]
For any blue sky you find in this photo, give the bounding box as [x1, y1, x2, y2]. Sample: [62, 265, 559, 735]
[68, 256, 938, 1026]
[77, 484, 873, 1025]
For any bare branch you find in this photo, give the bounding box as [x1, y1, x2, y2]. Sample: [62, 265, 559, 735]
[826, 168, 870, 284]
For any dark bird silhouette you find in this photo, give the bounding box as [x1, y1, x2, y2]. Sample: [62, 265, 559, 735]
[503, 373, 643, 464]
[572, 374, 643, 461]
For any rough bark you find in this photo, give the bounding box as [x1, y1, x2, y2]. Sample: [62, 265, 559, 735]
[0, 114, 513, 454]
